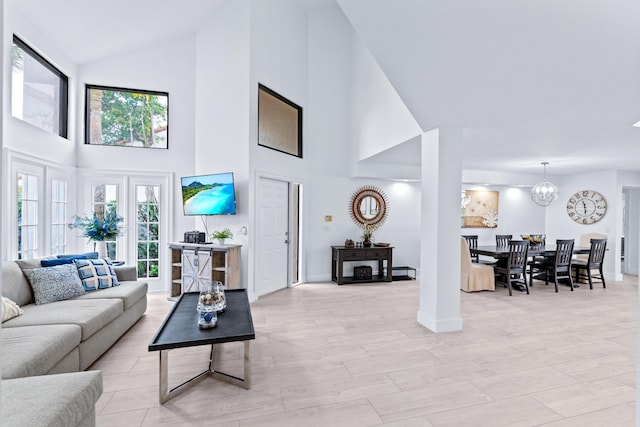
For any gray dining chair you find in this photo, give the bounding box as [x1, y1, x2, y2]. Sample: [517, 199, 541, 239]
[572, 238, 607, 289]
[544, 239, 575, 292]
[527, 234, 548, 284]
[494, 240, 529, 296]
[495, 234, 512, 247]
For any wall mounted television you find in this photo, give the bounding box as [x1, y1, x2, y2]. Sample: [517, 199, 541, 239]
[181, 172, 237, 215]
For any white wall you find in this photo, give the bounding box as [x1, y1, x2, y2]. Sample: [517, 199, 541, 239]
[304, 5, 356, 282]
[302, 4, 423, 282]
[249, 0, 309, 180]
[195, 0, 251, 289]
[77, 35, 197, 244]
[546, 170, 619, 279]
[305, 175, 421, 281]
[2, 3, 78, 261]
[349, 24, 422, 166]
[245, 0, 311, 295]
[461, 185, 545, 245]
[3, 3, 77, 166]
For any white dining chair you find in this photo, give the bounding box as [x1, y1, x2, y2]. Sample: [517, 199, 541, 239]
[460, 237, 495, 292]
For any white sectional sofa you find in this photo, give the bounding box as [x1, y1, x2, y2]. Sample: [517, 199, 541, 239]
[0, 255, 148, 426]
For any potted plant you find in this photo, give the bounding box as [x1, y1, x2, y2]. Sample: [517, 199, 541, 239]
[70, 210, 124, 257]
[211, 227, 233, 245]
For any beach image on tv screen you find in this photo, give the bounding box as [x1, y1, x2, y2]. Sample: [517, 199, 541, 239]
[182, 173, 236, 215]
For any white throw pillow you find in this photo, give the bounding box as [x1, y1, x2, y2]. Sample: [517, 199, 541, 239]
[2, 296, 24, 322]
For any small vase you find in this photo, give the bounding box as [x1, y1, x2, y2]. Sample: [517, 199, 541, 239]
[216, 238, 226, 246]
[94, 241, 108, 258]
[197, 282, 217, 329]
[363, 238, 372, 247]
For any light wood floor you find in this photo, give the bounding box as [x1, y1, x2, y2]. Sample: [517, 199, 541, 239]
[92, 275, 637, 426]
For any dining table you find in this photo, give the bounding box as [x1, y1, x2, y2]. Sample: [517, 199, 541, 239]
[471, 244, 591, 259]
[470, 244, 591, 290]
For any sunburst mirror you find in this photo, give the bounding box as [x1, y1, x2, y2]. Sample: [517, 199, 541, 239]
[349, 186, 389, 227]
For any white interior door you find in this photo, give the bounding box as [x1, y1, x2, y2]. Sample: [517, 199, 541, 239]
[257, 177, 289, 296]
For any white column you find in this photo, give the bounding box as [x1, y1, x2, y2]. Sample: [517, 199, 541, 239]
[417, 127, 463, 332]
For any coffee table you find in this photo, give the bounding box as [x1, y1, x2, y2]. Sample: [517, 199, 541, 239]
[148, 289, 255, 403]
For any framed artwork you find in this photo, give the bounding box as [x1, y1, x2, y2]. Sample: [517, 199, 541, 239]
[85, 85, 169, 149]
[461, 190, 499, 228]
[258, 84, 302, 158]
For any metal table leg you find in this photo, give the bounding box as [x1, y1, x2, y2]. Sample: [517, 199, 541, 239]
[158, 341, 251, 404]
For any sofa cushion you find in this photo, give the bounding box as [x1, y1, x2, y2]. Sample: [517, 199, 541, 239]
[113, 265, 138, 282]
[1, 371, 102, 427]
[75, 258, 120, 291]
[10, 257, 68, 305]
[1, 297, 23, 322]
[74, 281, 148, 310]
[25, 264, 87, 305]
[15, 256, 56, 271]
[2, 298, 123, 341]
[1, 262, 34, 306]
[1, 324, 82, 379]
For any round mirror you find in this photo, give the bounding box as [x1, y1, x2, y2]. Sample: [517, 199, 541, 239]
[349, 186, 388, 227]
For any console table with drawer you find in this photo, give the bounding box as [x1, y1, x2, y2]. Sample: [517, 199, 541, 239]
[331, 245, 393, 285]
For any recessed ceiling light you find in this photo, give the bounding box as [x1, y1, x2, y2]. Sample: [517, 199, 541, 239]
[633, 120, 640, 128]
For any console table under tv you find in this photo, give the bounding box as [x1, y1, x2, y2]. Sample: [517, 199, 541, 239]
[331, 245, 393, 285]
[169, 242, 241, 298]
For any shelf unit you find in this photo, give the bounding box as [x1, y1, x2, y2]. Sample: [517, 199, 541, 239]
[169, 243, 241, 298]
[391, 266, 416, 281]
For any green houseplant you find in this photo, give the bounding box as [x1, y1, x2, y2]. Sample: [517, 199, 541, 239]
[211, 227, 233, 245]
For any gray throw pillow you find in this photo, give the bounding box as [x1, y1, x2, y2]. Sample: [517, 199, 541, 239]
[25, 264, 86, 305]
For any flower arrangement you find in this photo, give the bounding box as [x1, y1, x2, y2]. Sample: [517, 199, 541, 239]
[361, 222, 377, 241]
[70, 211, 125, 242]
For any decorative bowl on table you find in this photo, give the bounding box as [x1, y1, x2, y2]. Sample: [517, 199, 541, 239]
[521, 234, 545, 246]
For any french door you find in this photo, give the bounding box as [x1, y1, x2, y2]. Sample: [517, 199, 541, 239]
[81, 172, 171, 293]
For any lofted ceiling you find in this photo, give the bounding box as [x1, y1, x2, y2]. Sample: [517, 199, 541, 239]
[10, 0, 228, 64]
[338, 0, 640, 176]
[10, 0, 640, 177]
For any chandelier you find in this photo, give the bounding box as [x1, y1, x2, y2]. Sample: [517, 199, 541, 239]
[531, 162, 558, 206]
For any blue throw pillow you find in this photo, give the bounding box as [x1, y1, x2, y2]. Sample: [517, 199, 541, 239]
[74, 258, 120, 291]
[25, 264, 87, 305]
[41, 258, 77, 267]
[57, 252, 99, 260]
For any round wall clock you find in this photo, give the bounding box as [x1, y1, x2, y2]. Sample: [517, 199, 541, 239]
[566, 190, 607, 224]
